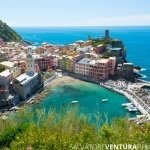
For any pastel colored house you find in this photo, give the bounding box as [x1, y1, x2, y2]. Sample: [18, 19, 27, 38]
[58, 56, 67, 70]
[0, 61, 21, 78]
[0, 69, 13, 100]
[75, 57, 116, 81]
[15, 60, 27, 73]
[35, 57, 51, 71]
[108, 57, 116, 75]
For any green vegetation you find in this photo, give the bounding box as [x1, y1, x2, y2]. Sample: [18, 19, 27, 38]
[0, 20, 22, 42]
[102, 51, 111, 59]
[0, 108, 150, 150]
[0, 66, 5, 73]
[92, 38, 110, 47]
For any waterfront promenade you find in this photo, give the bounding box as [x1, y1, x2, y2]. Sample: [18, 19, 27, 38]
[100, 80, 150, 116]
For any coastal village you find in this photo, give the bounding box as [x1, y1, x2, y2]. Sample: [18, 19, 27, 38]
[0, 30, 150, 123]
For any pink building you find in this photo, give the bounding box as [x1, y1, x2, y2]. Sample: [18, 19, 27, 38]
[89, 59, 109, 81]
[35, 54, 58, 71]
[75, 57, 116, 81]
[35, 57, 51, 71]
[0, 69, 13, 100]
[108, 57, 116, 75]
[50, 55, 58, 68]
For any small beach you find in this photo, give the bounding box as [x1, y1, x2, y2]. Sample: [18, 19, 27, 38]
[47, 75, 81, 88]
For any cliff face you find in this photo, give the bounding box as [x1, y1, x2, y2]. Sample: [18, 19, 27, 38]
[0, 20, 22, 42]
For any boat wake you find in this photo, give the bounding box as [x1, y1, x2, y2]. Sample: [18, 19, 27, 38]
[140, 74, 148, 79]
[140, 68, 147, 72]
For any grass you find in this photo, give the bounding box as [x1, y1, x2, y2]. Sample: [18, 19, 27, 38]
[0, 108, 150, 149]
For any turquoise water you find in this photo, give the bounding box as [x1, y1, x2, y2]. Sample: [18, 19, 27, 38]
[14, 26, 150, 82]
[33, 80, 139, 122]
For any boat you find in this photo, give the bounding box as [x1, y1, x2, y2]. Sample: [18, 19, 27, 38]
[125, 104, 138, 112]
[71, 101, 78, 104]
[9, 106, 20, 111]
[128, 108, 138, 112]
[122, 103, 132, 107]
[101, 99, 108, 102]
[125, 104, 134, 109]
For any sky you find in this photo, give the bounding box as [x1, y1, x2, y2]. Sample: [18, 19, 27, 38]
[1, 0, 150, 27]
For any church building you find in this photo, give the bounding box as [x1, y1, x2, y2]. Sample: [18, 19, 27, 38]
[12, 49, 44, 100]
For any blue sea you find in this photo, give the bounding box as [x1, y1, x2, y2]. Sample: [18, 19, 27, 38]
[14, 26, 150, 82]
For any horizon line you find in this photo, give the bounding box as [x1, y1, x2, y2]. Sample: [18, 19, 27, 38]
[12, 25, 150, 28]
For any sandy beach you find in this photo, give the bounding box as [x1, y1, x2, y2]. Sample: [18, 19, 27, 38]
[47, 75, 81, 88]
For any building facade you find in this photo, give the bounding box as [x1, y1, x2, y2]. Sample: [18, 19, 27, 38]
[75, 57, 116, 81]
[12, 50, 44, 100]
[0, 69, 13, 101]
[0, 61, 21, 78]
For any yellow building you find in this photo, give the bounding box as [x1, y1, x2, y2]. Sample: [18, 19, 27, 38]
[66, 56, 73, 72]
[58, 56, 66, 70]
[0, 61, 21, 78]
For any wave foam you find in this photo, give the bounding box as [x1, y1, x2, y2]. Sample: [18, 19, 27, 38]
[141, 68, 147, 72]
[140, 75, 148, 79]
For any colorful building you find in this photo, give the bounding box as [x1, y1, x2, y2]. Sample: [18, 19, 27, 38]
[12, 50, 44, 100]
[0, 61, 21, 78]
[58, 56, 66, 70]
[75, 57, 116, 81]
[108, 57, 116, 75]
[14, 60, 27, 74]
[35, 57, 51, 71]
[0, 69, 13, 100]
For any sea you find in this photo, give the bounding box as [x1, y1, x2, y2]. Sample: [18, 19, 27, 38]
[13, 26, 150, 121]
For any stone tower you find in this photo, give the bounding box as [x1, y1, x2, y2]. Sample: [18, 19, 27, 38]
[26, 49, 35, 73]
[105, 29, 110, 39]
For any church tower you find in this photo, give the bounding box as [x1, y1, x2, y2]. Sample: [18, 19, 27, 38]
[26, 49, 35, 73]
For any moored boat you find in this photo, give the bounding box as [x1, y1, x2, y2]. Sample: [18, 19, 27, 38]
[122, 103, 132, 107]
[101, 99, 108, 102]
[71, 101, 78, 104]
[128, 108, 138, 112]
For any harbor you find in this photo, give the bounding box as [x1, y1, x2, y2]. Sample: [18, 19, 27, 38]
[19, 75, 140, 122]
[100, 80, 150, 123]
[1, 71, 150, 125]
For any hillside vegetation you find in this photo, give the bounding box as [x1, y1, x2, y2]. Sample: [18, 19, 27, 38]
[0, 20, 22, 42]
[0, 108, 150, 150]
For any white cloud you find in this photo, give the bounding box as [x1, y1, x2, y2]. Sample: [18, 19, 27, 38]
[3, 14, 150, 27]
[81, 14, 150, 26]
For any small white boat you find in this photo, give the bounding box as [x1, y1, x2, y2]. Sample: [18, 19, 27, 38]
[9, 106, 20, 111]
[101, 99, 108, 102]
[125, 104, 138, 112]
[128, 108, 138, 112]
[125, 104, 134, 109]
[71, 101, 78, 104]
[122, 103, 132, 107]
